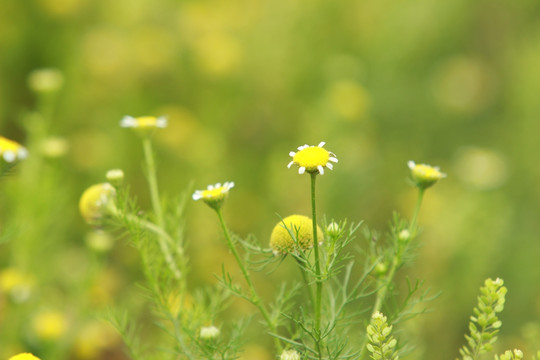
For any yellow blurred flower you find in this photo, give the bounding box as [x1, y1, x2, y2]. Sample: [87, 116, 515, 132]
[27, 68, 64, 93]
[431, 56, 495, 115]
[327, 80, 370, 121]
[270, 215, 323, 255]
[131, 27, 176, 72]
[74, 320, 121, 359]
[0, 136, 28, 163]
[31, 310, 68, 341]
[37, 0, 86, 17]
[0, 268, 34, 303]
[40, 136, 69, 158]
[453, 147, 508, 190]
[288, 142, 338, 175]
[79, 183, 117, 225]
[193, 32, 242, 76]
[8, 353, 40, 360]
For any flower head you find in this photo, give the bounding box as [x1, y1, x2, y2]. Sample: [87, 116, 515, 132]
[408, 160, 446, 189]
[192, 182, 234, 210]
[270, 215, 323, 255]
[79, 183, 117, 225]
[200, 325, 220, 340]
[288, 142, 338, 175]
[9, 354, 41, 360]
[280, 349, 301, 360]
[106, 169, 124, 186]
[0, 136, 28, 163]
[120, 115, 167, 136]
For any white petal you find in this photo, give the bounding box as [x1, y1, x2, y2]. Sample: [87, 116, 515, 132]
[192, 192, 202, 200]
[318, 141, 325, 147]
[120, 115, 136, 127]
[18, 148, 28, 159]
[287, 161, 294, 168]
[208, 184, 215, 190]
[318, 165, 324, 175]
[298, 167, 305, 174]
[326, 163, 333, 170]
[228, 182, 235, 189]
[329, 157, 338, 163]
[215, 183, 221, 188]
[407, 161, 416, 170]
[3, 151, 15, 162]
[289, 151, 296, 157]
[156, 116, 168, 128]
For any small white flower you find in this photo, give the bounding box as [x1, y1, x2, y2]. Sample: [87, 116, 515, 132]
[120, 115, 168, 134]
[192, 182, 235, 210]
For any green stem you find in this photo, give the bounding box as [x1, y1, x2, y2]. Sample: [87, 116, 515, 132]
[409, 188, 425, 235]
[310, 173, 323, 342]
[359, 188, 426, 360]
[141, 137, 181, 280]
[215, 209, 282, 352]
[296, 258, 316, 309]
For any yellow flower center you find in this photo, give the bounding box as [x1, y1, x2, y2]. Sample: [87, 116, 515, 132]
[413, 164, 444, 181]
[135, 116, 160, 128]
[293, 146, 330, 170]
[201, 187, 227, 200]
[0, 137, 21, 152]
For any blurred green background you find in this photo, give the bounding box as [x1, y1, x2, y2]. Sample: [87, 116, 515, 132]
[2, 0, 540, 358]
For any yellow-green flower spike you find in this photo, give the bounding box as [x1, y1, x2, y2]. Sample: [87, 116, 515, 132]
[288, 142, 338, 175]
[408, 160, 446, 189]
[192, 182, 234, 210]
[270, 215, 324, 255]
[120, 115, 167, 136]
[79, 183, 117, 225]
[0, 136, 28, 163]
[9, 354, 41, 360]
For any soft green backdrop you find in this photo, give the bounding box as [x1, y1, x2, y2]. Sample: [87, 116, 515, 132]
[1, 0, 540, 358]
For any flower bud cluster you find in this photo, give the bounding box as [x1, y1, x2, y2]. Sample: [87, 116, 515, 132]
[366, 311, 399, 360]
[459, 278, 507, 358]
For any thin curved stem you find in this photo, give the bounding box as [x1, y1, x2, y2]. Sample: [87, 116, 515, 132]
[215, 209, 282, 353]
[141, 137, 181, 280]
[359, 188, 426, 360]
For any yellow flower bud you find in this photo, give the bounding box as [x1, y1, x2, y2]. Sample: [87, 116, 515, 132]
[79, 183, 116, 225]
[9, 354, 41, 360]
[270, 215, 323, 255]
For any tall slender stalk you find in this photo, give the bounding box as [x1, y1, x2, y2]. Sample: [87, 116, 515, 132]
[141, 137, 181, 280]
[310, 173, 323, 336]
[215, 208, 282, 352]
[359, 188, 426, 360]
